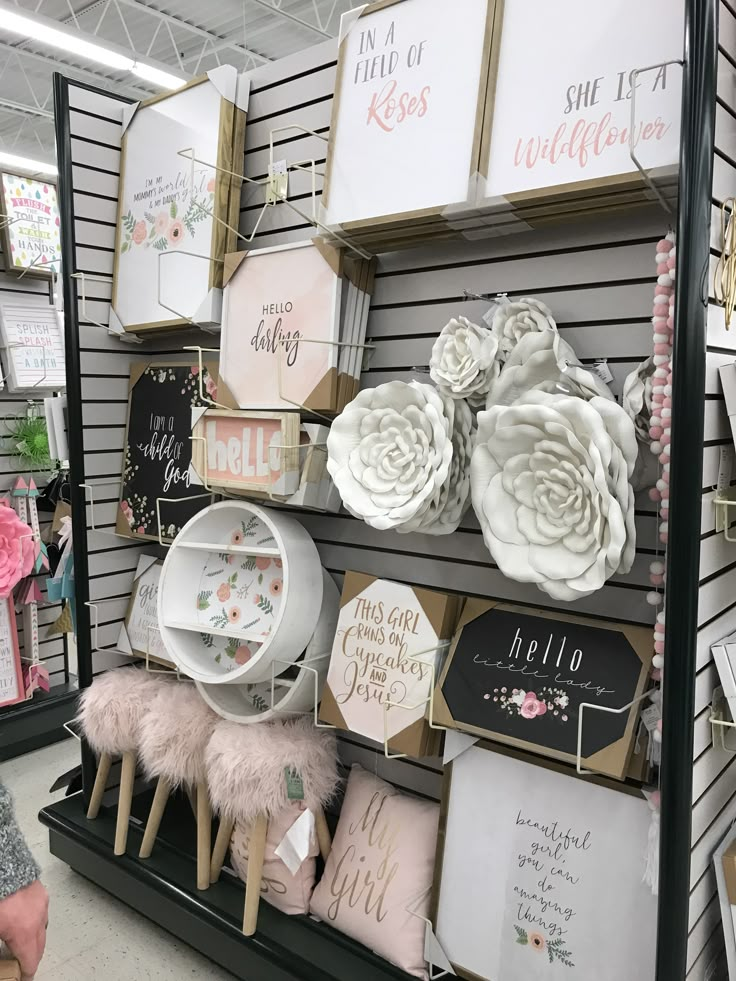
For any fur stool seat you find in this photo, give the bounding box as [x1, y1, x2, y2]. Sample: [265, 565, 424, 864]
[137, 683, 218, 889]
[77, 667, 168, 855]
[206, 716, 339, 935]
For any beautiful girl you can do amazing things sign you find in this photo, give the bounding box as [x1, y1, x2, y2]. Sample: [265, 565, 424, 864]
[512, 63, 673, 171]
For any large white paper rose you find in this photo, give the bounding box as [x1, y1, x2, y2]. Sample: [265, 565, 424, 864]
[486, 331, 614, 408]
[491, 297, 557, 360]
[326, 381, 453, 531]
[471, 391, 637, 601]
[429, 316, 500, 407]
[397, 396, 475, 535]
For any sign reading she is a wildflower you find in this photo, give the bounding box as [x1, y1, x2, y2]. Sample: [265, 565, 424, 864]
[434, 599, 652, 780]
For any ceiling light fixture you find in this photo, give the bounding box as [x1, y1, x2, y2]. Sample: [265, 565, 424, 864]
[0, 2, 184, 89]
[0, 151, 57, 176]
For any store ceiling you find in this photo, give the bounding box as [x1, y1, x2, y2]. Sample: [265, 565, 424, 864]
[0, 0, 355, 164]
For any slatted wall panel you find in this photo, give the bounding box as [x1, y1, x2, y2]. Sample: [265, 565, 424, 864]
[0, 240, 66, 694]
[685, 4, 736, 978]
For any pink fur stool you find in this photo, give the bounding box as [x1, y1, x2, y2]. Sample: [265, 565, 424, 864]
[77, 667, 168, 855]
[206, 716, 339, 936]
[137, 683, 218, 890]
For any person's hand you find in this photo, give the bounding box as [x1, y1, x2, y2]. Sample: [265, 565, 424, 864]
[0, 880, 48, 980]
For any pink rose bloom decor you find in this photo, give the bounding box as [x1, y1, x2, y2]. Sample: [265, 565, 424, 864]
[519, 693, 547, 720]
[132, 220, 147, 245]
[0, 508, 35, 598]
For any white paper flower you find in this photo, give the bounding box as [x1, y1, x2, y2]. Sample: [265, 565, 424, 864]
[486, 331, 614, 409]
[623, 356, 655, 444]
[471, 391, 637, 602]
[491, 297, 557, 360]
[429, 316, 500, 407]
[397, 396, 475, 536]
[326, 381, 453, 531]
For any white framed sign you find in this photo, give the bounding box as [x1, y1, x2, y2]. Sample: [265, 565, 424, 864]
[0, 596, 23, 707]
[112, 70, 245, 334]
[0, 297, 65, 392]
[483, 0, 684, 204]
[434, 745, 657, 980]
[0, 173, 61, 278]
[118, 556, 173, 667]
[322, 0, 495, 231]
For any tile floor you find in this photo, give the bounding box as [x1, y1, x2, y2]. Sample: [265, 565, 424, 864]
[1, 740, 235, 980]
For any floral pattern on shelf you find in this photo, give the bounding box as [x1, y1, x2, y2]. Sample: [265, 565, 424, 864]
[118, 183, 215, 255]
[194, 523, 283, 666]
[488, 687, 570, 722]
[514, 927, 574, 967]
[198, 630, 262, 672]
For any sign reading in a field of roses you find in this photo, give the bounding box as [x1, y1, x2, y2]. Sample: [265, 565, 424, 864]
[321, 0, 495, 232]
[0, 174, 61, 278]
[482, 0, 683, 205]
[434, 745, 657, 980]
[319, 571, 461, 757]
[112, 70, 245, 333]
[434, 599, 652, 780]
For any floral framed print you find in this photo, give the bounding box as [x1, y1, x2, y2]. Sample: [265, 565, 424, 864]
[0, 174, 61, 278]
[116, 360, 218, 543]
[111, 67, 247, 335]
[321, 0, 496, 240]
[432, 744, 657, 980]
[0, 596, 23, 707]
[434, 599, 652, 780]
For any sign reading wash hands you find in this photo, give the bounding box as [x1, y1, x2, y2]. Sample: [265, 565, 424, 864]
[434, 599, 652, 779]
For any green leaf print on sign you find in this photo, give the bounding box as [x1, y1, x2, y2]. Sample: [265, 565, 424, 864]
[513, 927, 574, 967]
[255, 594, 273, 616]
[210, 607, 230, 629]
[197, 590, 212, 611]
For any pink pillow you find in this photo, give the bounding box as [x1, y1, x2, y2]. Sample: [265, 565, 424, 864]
[310, 766, 439, 979]
[229, 801, 318, 915]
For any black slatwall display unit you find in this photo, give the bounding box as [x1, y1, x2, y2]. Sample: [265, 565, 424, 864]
[39, 1, 727, 977]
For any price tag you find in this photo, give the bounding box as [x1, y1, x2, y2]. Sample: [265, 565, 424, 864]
[718, 445, 735, 496]
[284, 767, 305, 801]
[267, 160, 289, 204]
[591, 359, 614, 384]
[640, 704, 662, 733]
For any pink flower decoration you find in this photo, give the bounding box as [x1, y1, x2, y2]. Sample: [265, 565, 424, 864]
[132, 220, 147, 245]
[0, 508, 34, 598]
[520, 694, 547, 720]
[217, 583, 231, 602]
[269, 578, 282, 597]
[167, 219, 184, 247]
[231, 530, 243, 546]
[234, 645, 252, 665]
[205, 374, 218, 401]
[255, 556, 271, 570]
[137, 525, 145, 534]
[154, 212, 169, 236]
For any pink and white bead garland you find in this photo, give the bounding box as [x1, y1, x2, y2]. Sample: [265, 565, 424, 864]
[647, 231, 676, 745]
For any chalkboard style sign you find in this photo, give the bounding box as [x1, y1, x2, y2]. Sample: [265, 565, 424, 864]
[434, 599, 652, 779]
[116, 361, 219, 543]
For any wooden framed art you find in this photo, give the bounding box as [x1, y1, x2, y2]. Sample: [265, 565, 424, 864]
[0, 596, 24, 707]
[318, 571, 462, 757]
[116, 361, 219, 543]
[321, 0, 497, 236]
[111, 67, 247, 335]
[190, 408, 302, 498]
[0, 173, 61, 278]
[433, 599, 652, 780]
[0, 296, 66, 392]
[220, 241, 344, 413]
[431, 743, 657, 980]
[117, 556, 173, 668]
[480, 0, 684, 210]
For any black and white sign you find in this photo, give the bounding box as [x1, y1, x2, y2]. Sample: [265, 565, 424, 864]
[435, 600, 651, 779]
[116, 361, 216, 542]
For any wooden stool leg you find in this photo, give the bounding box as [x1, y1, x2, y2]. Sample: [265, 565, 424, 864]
[243, 814, 268, 937]
[86, 751, 112, 820]
[210, 815, 235, 884]
[196, 782, 212, 891]
[139, 776, 170, 859]
[114, 750, 136, 856]
[314, 806, 332, 861]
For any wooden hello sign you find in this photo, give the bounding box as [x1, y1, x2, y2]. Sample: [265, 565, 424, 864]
[434, 600, 652, 780]
[191, 408, 301, 498]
